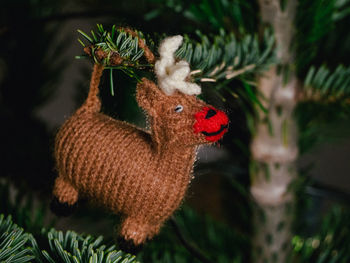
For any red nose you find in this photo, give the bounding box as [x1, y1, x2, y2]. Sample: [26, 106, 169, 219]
[193, 107, 229, 142]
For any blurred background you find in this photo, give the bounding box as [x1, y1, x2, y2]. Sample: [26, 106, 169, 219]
[1, 0, 350, 262]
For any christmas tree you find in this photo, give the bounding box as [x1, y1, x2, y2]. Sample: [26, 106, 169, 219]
[1, 0, 350, 262]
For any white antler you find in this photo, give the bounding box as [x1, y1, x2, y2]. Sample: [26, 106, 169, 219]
[155, 35, 201, 96]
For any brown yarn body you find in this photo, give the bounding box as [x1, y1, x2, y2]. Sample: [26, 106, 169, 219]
[53, 63, 227, 245]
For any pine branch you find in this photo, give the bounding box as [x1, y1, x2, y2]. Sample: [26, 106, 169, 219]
[77, 24, 275, 89]
[77, 24, 153, 68]
[300, 64, 350, 103]
[0, 181, 137, 263]
[30, 228, 138, 263]
[1, 196, 350, 263]
[177, 29, 275, 83]
[0, 213, 138, 263]
[0, 214, 34, 263]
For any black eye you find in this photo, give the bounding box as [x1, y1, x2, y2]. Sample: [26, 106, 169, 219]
[174, 105, 183, 113]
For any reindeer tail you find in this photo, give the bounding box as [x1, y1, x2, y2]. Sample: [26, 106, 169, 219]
[77, 63, 104, 114]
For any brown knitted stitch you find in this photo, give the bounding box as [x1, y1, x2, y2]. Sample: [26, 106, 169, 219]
[53, 64, 228, 245]
[53, 177, 78, 205]
[77, 63, 104, 114]
[84, 47, 124, 66]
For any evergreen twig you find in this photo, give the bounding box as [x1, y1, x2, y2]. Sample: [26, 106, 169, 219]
[0, 214, 34, 263]
[77, 24, 275, 86]
[177, 29, 275, 82]
[0, 213, 138, 263]
[301, 64, 350, 102]
[30, 228, 138, 263]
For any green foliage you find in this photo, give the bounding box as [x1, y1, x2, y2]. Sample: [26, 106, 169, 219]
[323, 0, 350, 66]
[304, 65, 350, 101]
[1, 179, 350, 263]
[0, 214, 34, 263]
[77, 24, 155, 86]
[0, 213, 137, 263]
[2, 203, 350, 263]
[296, 6, 350, 152]
[0, 180, 137, 263]
[292, 206, 350, 263]
[31, 229, 137, 263]
[297, 64, 350, 153]
[78, 23, 275, 105]
[78, 24, 150, 67]
[296, 0, 350, 74]
[145, 0, 259, 34]
[333, 0, 350, 21]
[176, 29, 275, 82]
[138, 206, 249, 263]
[296, 0, 336, 74]
[0, 181, 53, 234]
[3, 0, 350, 262]
[296, 101, 350, 154]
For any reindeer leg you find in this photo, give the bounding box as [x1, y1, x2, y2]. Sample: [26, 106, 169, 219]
[117, 236, 143, 255]
[118, 216, 162, 254]
[118, 217, 146, 254]
[50, 177, 78, 217]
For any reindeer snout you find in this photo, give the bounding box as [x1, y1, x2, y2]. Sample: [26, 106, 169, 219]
[205, 109, 217, 119]
[193, 107, 229, 142]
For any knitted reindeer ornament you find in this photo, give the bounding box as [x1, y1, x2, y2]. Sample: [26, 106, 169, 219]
[52, 34, 229, 250]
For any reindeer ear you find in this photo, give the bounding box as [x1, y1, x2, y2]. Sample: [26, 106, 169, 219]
[136, 78, 165, 113]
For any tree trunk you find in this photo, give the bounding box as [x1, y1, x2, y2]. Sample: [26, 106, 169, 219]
[251, 1, 298, 262]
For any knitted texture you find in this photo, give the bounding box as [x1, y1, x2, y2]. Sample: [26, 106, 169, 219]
[155, 35, 201, 95]
[53, 36, 229, 245]
[194, 107, 229, 142]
